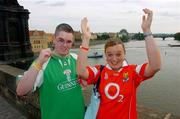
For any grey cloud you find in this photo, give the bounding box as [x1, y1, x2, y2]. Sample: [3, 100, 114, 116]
[34, 0, 46, 4]
[158, 11, 180, 21]
[126, 10, 136, 14]
[32, 0, 66, 7]
[159, 12, 178, 18]
[119, 0, 143, 3]
[74, 0, 141, 5]
[47, 1, 66, 7]
[116, 10, 137, 15]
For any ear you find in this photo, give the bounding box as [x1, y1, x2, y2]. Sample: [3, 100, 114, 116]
[105, 54, 108, 62]
[52, 35, 56, 44]
[51, 35, 56, 50]
[72, 42, 75, 47]
[51, 42, 55, 50]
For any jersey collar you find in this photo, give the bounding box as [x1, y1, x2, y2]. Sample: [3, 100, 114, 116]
[106, 60, 128, 72]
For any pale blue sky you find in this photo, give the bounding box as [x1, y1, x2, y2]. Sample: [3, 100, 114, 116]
[18, 0, 180, 33]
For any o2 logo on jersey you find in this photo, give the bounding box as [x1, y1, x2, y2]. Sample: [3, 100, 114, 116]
[104, 83, 124, 102]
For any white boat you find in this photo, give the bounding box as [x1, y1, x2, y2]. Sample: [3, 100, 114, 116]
[88, 52, 103, 58]
[168, 44, 180, 47]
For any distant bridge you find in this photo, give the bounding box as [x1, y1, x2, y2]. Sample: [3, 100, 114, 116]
[153, 33, 174, 40]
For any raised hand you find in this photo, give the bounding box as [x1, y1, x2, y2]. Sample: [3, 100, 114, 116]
[141, 8, 153, 33]
[81, 17, 91, 40]
[36, 48, 52, 66]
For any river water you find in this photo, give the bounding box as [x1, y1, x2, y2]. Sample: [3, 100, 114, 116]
[72, 38, 180, 116]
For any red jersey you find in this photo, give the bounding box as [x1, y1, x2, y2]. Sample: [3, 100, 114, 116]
[86, 63, 151, 119]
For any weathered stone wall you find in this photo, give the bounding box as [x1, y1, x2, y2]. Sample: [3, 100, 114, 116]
[0, 65, 40, 119]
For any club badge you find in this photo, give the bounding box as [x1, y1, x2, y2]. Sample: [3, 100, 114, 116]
[64, 69, 71, 81]
[123, 72, 129, 82]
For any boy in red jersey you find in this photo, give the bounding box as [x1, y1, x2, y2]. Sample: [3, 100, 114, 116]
[77, 8, 161, 119]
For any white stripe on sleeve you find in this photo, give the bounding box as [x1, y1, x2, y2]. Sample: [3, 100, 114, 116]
[89, 66, 98, 78]
[135, 64, 143, 74]
[33, 57, 50, 92]
[70, 53, 77, 60]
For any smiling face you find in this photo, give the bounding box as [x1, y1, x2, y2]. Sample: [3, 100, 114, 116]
[105, 40, 126, 71]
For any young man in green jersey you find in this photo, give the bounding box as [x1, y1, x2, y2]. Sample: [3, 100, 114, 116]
[16, 23, 85, 119]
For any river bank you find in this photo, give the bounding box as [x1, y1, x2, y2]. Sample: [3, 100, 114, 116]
[73, 40, 106, 48]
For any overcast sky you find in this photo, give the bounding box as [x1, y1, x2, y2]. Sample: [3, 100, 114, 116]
[18, 0, 180, 33]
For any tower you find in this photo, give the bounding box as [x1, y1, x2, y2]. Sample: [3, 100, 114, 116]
[0, 0, 34, 64]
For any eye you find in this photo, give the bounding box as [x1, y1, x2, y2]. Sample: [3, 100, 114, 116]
[107, 54, 113, 57]
[116, 53, 122, 57]
[66, 40, 72, 44]
[56, 38, 64, 43]
[58, 38, 64, 42]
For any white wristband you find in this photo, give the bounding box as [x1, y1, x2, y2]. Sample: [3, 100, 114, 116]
[144, 32, 153, 38]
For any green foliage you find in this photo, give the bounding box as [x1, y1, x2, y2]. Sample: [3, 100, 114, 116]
[119, 35, 129, 42]
[174, 32, 180, 41]
[118, 29, 129, 42]
[132, 32, 144, 40]
[119, 29, 128, 35]
[97, 33, 110, 40]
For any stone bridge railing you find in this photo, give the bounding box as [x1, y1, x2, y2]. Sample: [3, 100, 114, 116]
[0, 65, 40, 119]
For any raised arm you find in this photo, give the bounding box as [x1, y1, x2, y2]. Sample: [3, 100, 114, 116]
[142, 8, 161, 77]
[77, 17, 91, 79]
[16, 48, 52, 96]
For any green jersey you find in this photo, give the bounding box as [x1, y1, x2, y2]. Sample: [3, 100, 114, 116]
[38, 53, 85, 119]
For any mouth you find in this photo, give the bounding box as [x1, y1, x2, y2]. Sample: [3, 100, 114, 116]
[111, 63, 122, 68]
[111, 62, 119, 66]
[61, 48, 69, 52]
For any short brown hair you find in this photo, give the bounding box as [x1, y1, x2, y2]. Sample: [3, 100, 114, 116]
[55, 23, 74, 36]
[104, 39, 126, 54]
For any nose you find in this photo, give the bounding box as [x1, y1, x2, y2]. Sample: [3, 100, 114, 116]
[112, 55, 117, 62]
[62, 41, 68, 46]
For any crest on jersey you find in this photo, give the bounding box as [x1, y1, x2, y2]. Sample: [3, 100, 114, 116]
[64, 69, 71, 81]
[123, 72, 129, 82]
[64, 61, 67, 66]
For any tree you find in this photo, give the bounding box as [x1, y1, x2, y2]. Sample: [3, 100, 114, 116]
[132, 32, 144, 40]
[174, 32, 180, 41]
[118, 29, 129, 42]
[119, 35, 129, 42]
[97, 33, 110, 40]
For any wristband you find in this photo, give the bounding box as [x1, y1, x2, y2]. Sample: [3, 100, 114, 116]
[80, 45, 89, 51]
[144, 32, 153, 38]
[32, 61, 42, 71]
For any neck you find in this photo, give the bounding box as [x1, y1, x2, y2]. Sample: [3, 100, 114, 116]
[107, 64, 122, 72]
[112, 67, 122, 72]
[53, 50, 69, 58]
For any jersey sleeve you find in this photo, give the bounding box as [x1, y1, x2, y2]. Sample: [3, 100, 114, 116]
[86, 65, 101, 85]
[70, 53, 77, 60]
[33, 57, 50, 91]
[134, 63, 154, 86]
[33, 69, 44, 92]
